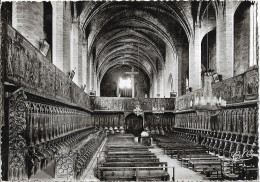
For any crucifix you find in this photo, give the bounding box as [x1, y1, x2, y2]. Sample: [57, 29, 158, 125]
[125, 67, 139, 98]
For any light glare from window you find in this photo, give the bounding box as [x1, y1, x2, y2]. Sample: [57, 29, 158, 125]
[119, 77, 131, 89]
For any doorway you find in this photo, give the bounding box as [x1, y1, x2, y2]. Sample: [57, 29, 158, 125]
[125, 113, 143, 136]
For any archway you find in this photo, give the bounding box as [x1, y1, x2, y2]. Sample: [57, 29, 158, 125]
[125, 113, 143, 136]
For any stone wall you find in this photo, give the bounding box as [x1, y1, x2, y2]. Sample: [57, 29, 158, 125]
[201, 29, 216, 72]
[12, 2, 44, 49]
[234, 2, 251, 76]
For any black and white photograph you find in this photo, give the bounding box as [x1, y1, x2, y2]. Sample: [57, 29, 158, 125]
[0, 0, 259, 181]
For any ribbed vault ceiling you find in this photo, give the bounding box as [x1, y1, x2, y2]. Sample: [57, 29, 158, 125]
[76, 1, 219, 83]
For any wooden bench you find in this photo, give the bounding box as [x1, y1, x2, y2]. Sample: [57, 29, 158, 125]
[106, 155, 157, 159]
[189, 160, 222, 172]
[98, 166, 170, 181]
[181, 156, 220, 166]
[108, 151, 151, 155]
[135, 169, 170, 181]
[106, 158, 160, 163]
[166, 149, 209, 158]
[102, 162, 167, 168]
[107, 154, 156, 158]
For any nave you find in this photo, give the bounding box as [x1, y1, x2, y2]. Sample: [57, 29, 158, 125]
[0, 1, 259, 181]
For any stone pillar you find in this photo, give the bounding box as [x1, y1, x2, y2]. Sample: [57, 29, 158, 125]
[94, 71, 98, 96]
[90, 60, 94, 91]
[78, 32, 83, 87]
[152, 74, 157, 98]
[82, 40, 87, 92]
[173, 56, 178, 97]
[96, 79, 100, 96]
[86, 58, 91, 93]
[52, 1, 71, 74]
[12, 2, 44, 49]
[149, 79, 153, 98]
[216, 3, 234, 80]
[189, 26, 201, 91]
[157, 69, 164, 98]
[249, 3, 257, 66]
[70, 21, 82, 86]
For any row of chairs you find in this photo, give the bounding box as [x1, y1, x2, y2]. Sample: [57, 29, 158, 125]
[28, 127, 95, 177]
[75, 131, 105, 179]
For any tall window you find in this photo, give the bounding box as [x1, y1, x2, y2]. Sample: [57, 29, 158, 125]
[118, 77, 132, 97]
[43, 2, 52, 62]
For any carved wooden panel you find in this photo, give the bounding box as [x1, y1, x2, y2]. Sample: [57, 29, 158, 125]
[8, 89, 28, 180]
[177, 68, 258, 111]
[244, 69, 258, 100]
[174, 106, 257, 135]
[248, 107, 257, 134]
[0, 14, 4, 127]
[5, 25, 91, 110]
[144, 113, 174, 129]
[93, 113, 123, 128]
[92, 97, 175, 111]
[243, 108, 249, 134]
[237, 109, 243, 134]
[212, 74, 244, 104]
[55, 147, 75, 180]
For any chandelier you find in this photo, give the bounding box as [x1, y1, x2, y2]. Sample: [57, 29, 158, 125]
[191, 4, 226, 117]
[133, 100, 143, 116]
[152, 94, 165, 119]
[192, 71, 226, 116]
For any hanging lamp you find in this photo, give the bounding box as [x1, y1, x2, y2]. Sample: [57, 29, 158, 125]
[192, 2, 226, 117]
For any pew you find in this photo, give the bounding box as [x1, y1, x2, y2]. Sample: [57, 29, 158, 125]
[189, 159, 222, 172]
[101, 162, 167, 168]
[98, 134, 171, 181]
[106, 158, 160, 163]
[180, 156, 220, 167]
[98, 167, 170, 181]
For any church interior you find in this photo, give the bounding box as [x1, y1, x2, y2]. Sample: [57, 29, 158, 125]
[0, 1, 259, 181]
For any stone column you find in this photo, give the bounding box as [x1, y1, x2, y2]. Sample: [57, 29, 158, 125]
[249, 3, 257, 66]
[94, 71, 98, 96]
[216, 2, 234, 80]
[90, 60, 94, 91]
[70, 21, 82, 86]
[189, 25, 201, 91]
[12, 2, 44, 49]
[82, 40, 87, 92]
[52, 1, 71, 74]
[152, 74, 157, 98]
[173, 55, 179, 97]
[157, 69, 164, 98]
